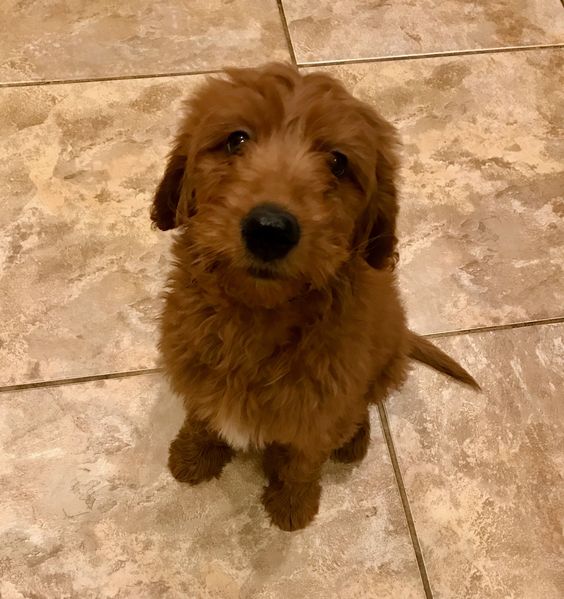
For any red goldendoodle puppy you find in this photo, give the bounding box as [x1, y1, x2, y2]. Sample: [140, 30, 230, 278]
[151, 63, 478, 531]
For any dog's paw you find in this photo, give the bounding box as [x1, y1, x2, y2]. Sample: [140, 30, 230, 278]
[331, 421, 370, 464]
[168, 437, 233, 485]
[262, 443, 290, 483]
[261, 480, 321, 531]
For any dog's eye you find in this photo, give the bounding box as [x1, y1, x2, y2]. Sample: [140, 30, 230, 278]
[329, 151, 348, 178]
[226, 131, 250, 154]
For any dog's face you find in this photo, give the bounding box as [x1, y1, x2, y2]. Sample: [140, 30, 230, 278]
[152, 63, 399, 306]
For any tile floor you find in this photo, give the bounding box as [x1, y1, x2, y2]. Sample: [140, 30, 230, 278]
[0, 1, 563, 598]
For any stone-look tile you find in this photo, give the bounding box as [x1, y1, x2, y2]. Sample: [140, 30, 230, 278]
[386, 323, 564, 598]
[284, 0, 564, 63]
[0, 1, 289, 84]
[3, 52, 563, 385]
[0, 77, 206, 385]
[315, 49, 564, 333]
[0, 375, 424, 598]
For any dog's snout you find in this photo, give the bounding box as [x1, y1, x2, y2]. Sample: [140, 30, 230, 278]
[241, 204, 300, 262]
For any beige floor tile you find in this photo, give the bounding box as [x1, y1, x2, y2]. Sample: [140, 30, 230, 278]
[385, 323, 564, 598]
[313, 49, 564, 334]
[0, 50, 564, 384]
[0, 0, 289, 84]
[283, 0, 564, 63]
[4, 52, 562, 385]
[0, 77, 196, 385]
[0, 374, 425, 598]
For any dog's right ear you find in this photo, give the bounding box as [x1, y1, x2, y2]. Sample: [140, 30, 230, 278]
[150, 139, 188, 231]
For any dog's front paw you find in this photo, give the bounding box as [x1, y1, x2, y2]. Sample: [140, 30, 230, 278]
[262, 443, 290, 483]
[168, 435, 233, 485]
[262, 480, 321, 531]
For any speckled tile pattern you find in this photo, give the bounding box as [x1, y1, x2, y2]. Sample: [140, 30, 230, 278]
[0, 375, 424, 599]
[0, 0, 289, 84]
[283, 0, 564, 63]
[3, 52, 562, 387]
[2, 1, 564, 597]
[386, 323, 564, 598]
[0, 78, 197, 386]
[316, 49, 564, 334]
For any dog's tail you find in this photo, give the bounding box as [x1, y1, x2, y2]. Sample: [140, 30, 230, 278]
[408, 331, 480, 390]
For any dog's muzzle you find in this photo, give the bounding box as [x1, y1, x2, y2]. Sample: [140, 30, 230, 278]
[241, 203, 300, 262]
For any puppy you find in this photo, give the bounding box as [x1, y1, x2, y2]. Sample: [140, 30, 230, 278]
[151, 63, 478, 531]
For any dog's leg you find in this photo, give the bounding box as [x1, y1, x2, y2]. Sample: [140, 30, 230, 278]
[331, 415, 370, 464]
[168, 418, 234, 485]
[261, 444, 327, 531]
[262, 442, 290, 484]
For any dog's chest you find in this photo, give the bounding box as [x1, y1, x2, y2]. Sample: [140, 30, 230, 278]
[193, 305, 303, 371]
[213, 416, 257, 450]
[178, 292, 375, 448]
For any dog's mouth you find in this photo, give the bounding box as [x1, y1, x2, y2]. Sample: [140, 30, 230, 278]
[247, 265, 281, 280]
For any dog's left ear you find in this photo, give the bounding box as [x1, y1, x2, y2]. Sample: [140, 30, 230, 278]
[150, 135, 190, 231]
[352, 110, 400, 270]
[363, 145, 399, 269]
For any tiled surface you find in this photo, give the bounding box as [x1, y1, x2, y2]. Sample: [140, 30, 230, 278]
[0, 375, 424, 599]
[0, 0, 289, 84]
[283, 0, 564, 63]
[3, 52, 563, 387]
[0, 78, 195, 385]
[386, 323, 564, 598]
[319, 49, 564, 334]
[3, 51, 562, 388]
[2, 1, 564, 597]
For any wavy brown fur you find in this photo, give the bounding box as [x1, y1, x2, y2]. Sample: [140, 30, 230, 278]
[151, 63, 478, 531]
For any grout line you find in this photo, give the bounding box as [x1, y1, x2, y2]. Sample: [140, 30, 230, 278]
[377, 401, 433, 599]
[0, 368, 163, 393]
[276, 0, 298, 65]
[2, 43, 561, 90]
[2, 317, 561, 393]
[297, 42, 564, 68]
[422, 316, 564, 340]
[0, 68, 224, 90]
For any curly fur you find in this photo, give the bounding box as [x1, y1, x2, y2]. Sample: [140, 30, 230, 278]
[150, 63, 477, 531]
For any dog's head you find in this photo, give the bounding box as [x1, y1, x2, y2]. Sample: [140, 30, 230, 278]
[152, 63, 400, 306]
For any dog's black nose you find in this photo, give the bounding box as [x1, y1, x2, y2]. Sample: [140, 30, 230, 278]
[241, 204, 300, 262]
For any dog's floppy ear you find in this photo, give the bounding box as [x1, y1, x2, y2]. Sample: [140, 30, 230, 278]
[352, 112, 400, 270]
[364, 146, 399, 269]
[150, 136, 189, 231]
